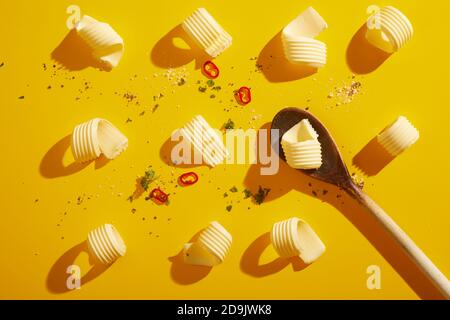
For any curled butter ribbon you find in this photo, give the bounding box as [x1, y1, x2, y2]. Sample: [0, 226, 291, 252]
[76, 15, 124, 70]
[365, 6, 413, 53]
[182, 8, 232, 57]
[271, 217, 326, 264]
[183, 221, 232, 267]
[282, 7, 328, 68]
[87, 224, 127, 265]
[377, 116, 419, 157]
[71, 118, 128, 163]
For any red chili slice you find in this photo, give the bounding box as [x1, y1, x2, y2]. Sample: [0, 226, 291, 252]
[202, 60, 220, 79]
[179, 172, 199, 186]
[236, 86, 251, 105]
[149, 188, 169, 203]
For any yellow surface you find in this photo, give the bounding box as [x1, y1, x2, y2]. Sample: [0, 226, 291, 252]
[1, 0, 449, 300]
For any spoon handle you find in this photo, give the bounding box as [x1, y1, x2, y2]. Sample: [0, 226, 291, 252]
[347, 184, 450, 299]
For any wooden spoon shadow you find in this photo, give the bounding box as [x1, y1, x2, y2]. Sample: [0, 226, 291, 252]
[39, 135, 110, 178]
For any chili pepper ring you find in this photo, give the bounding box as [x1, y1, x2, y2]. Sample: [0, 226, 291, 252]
[149, 188, 169, 203]
[202, 61, 220, 79]
[179, 172, 199, 186]
[236, 86, 252, 105]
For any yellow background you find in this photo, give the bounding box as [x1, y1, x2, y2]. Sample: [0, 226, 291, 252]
[1, 0, 449, 300]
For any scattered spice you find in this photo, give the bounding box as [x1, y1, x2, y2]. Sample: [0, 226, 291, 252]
[140, 167, 157, 191]
[351, 173, 365, 189]
[243, 189, 252, 199]
[163, 67, 188, 86]
[76, 195, 85, 205]
[229, 186, 238, 193]
[328, 76, 362, 105]
[206, 80, 215, 87]
[223, 119, 235, 130]
[226, 205, 233, 212]
[198, 86, 207, 93]
[0, 62, 4, 68]
[123, 92, 138, 104]
[253, 186, 270, 205]
[18, 96, 25, 99]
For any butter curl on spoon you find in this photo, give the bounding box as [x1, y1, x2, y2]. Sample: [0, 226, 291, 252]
[272, 107, 450, 298]
[281, 118, 322, 170]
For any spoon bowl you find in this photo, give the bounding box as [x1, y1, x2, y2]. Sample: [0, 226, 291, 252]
[272, 107, 352, 188]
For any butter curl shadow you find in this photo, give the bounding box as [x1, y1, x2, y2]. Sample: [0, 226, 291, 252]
[346, 24, 392, 75]
[151, 24, 209, 69]
[240, 232, 308, 278]
[168, 230, 212, 285]
[257, 31, 317, 83]
[46, 241, 110, 294]
[40, 134, 110, 179]
[52, 29, 108, 71]
[352, 137, 395, 176]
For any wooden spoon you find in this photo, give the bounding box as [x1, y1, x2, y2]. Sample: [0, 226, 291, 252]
[271, 107, 450, 299]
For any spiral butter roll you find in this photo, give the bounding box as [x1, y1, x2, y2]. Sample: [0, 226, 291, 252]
[271, 217, 325, 264]
[183, 221, 232, 267]
[180, 115, 228, 167]
[281, 119, 322, 169]
[366, 6, 413, 53]
[76, 15, 124, 69]
[377, 116, 419, 156]
[182, 8, 232, 57]
[71, 118, 128, 163]
[282, 7, 328, 67]
[87, 224, 127, 265]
